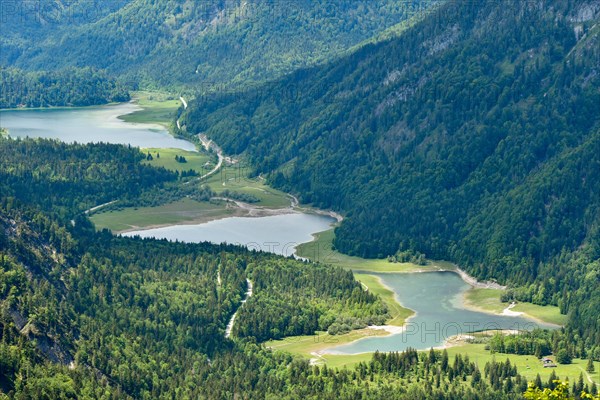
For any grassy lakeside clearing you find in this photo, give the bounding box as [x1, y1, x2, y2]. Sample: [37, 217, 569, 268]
[353, 273, 413, 326]
[118, 91, 182, 127]
[296, 229, 438, 272]
[90, 198, 239, 232]
[90, 172, 294, 232]
[446, 343, 600, 385]
[265, 329, 388, 364]
[464, 288, 568, 326]
[203, 166, 292, 208]
[303, 343, 600, 380]
[141, 148, 214, 174]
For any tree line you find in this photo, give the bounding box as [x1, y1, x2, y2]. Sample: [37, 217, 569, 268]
[0, 67, 129, 108]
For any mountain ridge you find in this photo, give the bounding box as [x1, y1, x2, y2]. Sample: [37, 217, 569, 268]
[1, 0, 437, 90]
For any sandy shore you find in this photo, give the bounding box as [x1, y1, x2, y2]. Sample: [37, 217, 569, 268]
[318, 275, 416, 355]
[437, 334, 476, 349]
[502, 302, 524, 316]
[367, 325, 407, 334]
[462, 297, 562, 329]
[449, 265, 506, 290]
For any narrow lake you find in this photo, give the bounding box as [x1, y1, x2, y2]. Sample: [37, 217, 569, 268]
[123, 213, 336, 257]
[0, 103, 195, 151]
[326, 271, 550, 354]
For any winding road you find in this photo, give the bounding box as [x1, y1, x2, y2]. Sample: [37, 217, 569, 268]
[176, 96, 187, 130]
[198, 134, 224, 180]
[84, 200, 118, 215]
[181, 134, 224, 185]
[179, 96, 188, 110]
[225, 279, 253, 339]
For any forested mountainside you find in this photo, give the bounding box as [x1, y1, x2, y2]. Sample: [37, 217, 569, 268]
[0, 139, 596, 400]
[1, 201, 593, 398]
[0, 67, 130, 108]
[181, 0, 600, 346]
[1, 0, 435, 90]
[1, 139, 569, 400]
[0, 137, 391, 398]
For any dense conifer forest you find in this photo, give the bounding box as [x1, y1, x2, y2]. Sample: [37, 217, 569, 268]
[181, 0, 600, 356]
[1, 1, 599, 399]
[2, 137, 594, 398]
[0, 138, 387, 398]
[0, 0, 435, 90]
[0, 68, 129, 108]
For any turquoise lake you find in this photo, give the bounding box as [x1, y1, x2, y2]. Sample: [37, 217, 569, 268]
[326, 271, 550, 354]
[123, 213, 336, 257]
[0, 103, 195, 151]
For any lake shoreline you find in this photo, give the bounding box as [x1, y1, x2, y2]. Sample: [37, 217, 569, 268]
[114, 200, 301, 235]
[0, 101, 123, 112]
[461, 295, 563, 329]
[122, 212, 336, 258]
[1, 102, 196, 151]
[317, 270, 549, 356]
[374, 274, 416, 326]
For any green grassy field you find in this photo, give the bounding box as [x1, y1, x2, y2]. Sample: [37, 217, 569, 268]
[141, 148, 214, 174]
[91, 184, 290, 233]
[89, 172, 293, 233]
[296, 229, 438, 273]
[90, 198, 237, 232]
[265, 329, 390, 365]
[92, 157, 292, 232]
[446, 344, 600, 385]
[302, 343, 600, 383]
[203, 165, 292, 208]
[353, 273, 413, 326]
[464, 288, 568, 326]
[118, 91, 182, 127]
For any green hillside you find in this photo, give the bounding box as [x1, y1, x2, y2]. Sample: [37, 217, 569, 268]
[0, 137, 388, 398]
[2, 1, 600, 398]
[1, 0, 436, 90]
[0, 67, 130, 108]
[0, 138, 571, 399]
[181, 0, 600, 349]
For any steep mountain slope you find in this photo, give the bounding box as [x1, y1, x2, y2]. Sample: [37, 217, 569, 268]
[2, 0, 436, 90]
[181, 0, 600, 342]
[0, 0, 130, 62]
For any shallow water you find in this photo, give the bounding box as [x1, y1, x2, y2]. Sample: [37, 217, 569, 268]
[326, 271, 549, 354]
[0, 103, 195, 150]
[123, 213, 335, 257]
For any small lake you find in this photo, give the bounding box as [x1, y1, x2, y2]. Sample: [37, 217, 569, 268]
[326, 271, 550, 354]
[0, 103, 195, 151]
[123, 213, 335, 257]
